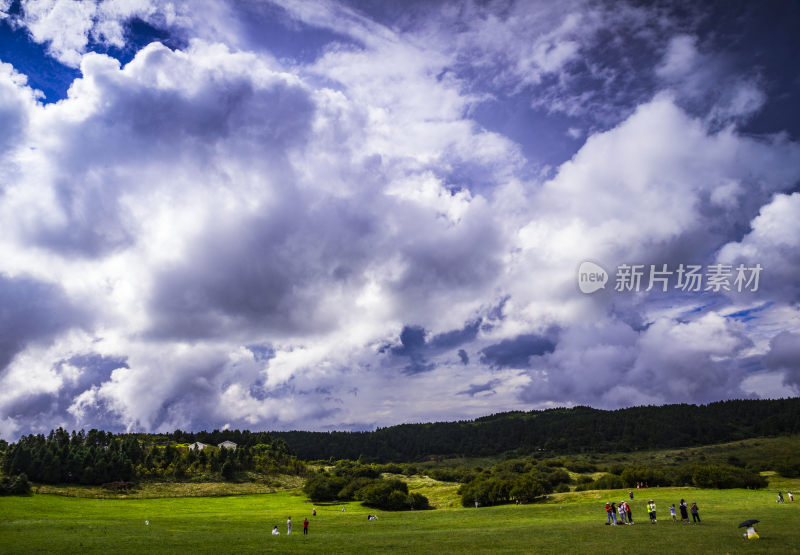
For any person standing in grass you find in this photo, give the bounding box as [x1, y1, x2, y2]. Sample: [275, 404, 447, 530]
[287, 517, 292, 535]
[690, 502, 700, 523]
[605, 502, 612, 524]
[625, 501, 633, 524]
[789, 492, 794, 502]
[303, 518, 309, 535]
[610, 502, 618, 525]
[647, 500, 656, 523]
[679, 499, 689, 523]
[669, 504, 677, 522]
[618, 502, 627, 524]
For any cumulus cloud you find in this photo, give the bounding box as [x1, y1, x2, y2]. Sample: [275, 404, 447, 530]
[1, 0, 799, 439]
[656, 33, 766, 125]
[718, 192, 800, 301]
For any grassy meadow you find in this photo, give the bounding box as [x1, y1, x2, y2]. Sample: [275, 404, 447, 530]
[2, 479, 799, 554]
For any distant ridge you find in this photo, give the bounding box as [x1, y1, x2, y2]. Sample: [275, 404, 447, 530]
[272, 398, 800, 462]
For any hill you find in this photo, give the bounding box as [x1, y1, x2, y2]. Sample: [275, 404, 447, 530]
[272, 398, 800, 462]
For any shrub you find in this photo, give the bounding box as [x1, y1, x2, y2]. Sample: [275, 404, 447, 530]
[357, 479, 429, 511]
[606, 463, 625, 475]
[426, 468, 462, 482]
[775, 456, 800, 478]
[0, 473, 31, 495]
[620, 466, 669, 487]
[591, 473, 624, 490]
[303, 472, 348, 501]
[691, 464, 766, 489]
[408, 492, 432, 510]
[546, 469, 572, 487]
[566, 461, 597, 473]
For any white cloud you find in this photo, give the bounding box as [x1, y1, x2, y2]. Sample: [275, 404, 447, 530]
[1, 0, 799, 438]
[19, 0, 97, 67]
[718, 193, 800, 300]
[656, 34, 699, 81]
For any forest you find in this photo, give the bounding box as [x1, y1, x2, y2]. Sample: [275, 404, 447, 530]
[0, 428, 305, 487]
[2, 398, 800, 500]
[273, 398, 800, 461]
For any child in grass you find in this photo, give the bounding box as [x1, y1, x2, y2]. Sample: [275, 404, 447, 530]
[670, 504, 677, 522]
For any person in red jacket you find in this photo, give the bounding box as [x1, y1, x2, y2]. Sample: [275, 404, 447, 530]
[303, 518, 309, 535]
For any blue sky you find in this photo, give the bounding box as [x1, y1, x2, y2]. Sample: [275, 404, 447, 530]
[1, 0, 799, 439]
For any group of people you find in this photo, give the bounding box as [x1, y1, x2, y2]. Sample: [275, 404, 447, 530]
[606, 498, 700, 525]
[667, 499, 701, 523]
[604, 501, 634, 525]
[777, 491, 794, 503]
[271, 516, 310, 536]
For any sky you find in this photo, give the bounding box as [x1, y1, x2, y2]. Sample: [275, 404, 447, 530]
[1, 0, 799, 440]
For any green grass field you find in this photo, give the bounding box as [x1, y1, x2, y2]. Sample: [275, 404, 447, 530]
[2, 480, 798, 554]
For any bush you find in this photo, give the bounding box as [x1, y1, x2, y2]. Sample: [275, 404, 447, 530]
[554, 483, 570, 493]
[408, 491, 432, 510]
[460, 472, 551, 506]
[0, 473, 31, 495]
[606, 463, 625, 475]
[426, 468, 462, 482]
[303, 472, 348, 501]
[691, 464, 766, 489]
[357, 479, 429, 511]
[337, 476, 378, 499]
[375, 463, 404, 474]
[546, 469, 572, 486]
[620, 466, 669, 487]
[591, 473, 625, 490]
[566, 461, 597, 473]
[775, 456, 800, 478]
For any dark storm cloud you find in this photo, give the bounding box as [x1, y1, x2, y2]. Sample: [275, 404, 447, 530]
[480, 333, 556, 369]
[458, 379, 499, 397]
[764, 331, 800, 389]
[430, 319, 481, 349]
[0, 274, 87, 372]
[390, 320, 482, 374]
[391, 325, 426, 356]
[391, 325, 433, 375]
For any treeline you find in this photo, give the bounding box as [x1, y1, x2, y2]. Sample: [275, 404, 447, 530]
[1, 428, 304, 485]
[573, 464, 766, 492]
[454, 458, 767, 508]
[303, 460, 431, 511]
[274, 398, 800, 462]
